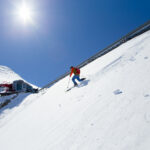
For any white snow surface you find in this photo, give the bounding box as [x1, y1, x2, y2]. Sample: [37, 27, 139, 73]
[0, 31, 150, 150]
[0, 66, 22, 83]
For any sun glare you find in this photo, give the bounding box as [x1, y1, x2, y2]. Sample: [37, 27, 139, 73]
[16, 2, 34, 25]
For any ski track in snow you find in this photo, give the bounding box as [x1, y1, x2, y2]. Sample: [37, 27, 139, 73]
[0, 31, 150, 150]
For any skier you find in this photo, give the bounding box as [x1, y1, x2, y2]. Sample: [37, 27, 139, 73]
[70, 66, 85, 86]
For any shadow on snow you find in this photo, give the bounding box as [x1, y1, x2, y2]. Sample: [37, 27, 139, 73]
[0, 93, 30, 114]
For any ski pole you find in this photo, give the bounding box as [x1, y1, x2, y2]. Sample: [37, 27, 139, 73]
[67, 77, 71, 88]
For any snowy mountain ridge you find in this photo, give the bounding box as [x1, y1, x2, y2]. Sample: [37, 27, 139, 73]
[0, 31, 150, 150]
[0, 65, 22, 83]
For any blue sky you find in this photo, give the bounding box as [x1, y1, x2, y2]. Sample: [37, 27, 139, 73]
[0, 0, 150, 87]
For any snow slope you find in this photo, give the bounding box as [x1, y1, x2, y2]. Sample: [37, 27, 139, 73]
[0, 31, 150, 150]
[0, 66, 22, 83]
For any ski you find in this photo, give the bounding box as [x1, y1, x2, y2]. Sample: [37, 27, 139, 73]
[66, 78, 87, 92]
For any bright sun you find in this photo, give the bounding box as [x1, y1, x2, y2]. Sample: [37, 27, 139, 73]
[16, 2, 34, 24]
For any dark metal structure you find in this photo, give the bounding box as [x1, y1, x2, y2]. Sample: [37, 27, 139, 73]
[0, 80, 38, 96]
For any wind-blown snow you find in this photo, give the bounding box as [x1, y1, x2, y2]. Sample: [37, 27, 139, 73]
[0, 31, 150, 150]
